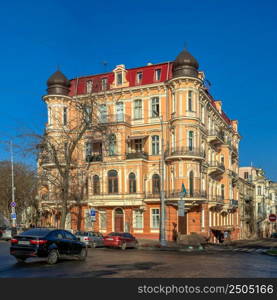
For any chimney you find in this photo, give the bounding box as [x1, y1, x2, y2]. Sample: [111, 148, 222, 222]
[231, 120, 238, 132]
[214, 100, 222, 114]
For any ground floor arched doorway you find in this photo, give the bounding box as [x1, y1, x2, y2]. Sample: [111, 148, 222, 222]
[114, 208, 124, 232]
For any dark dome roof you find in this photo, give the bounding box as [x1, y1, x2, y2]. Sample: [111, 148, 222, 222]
[47, 70, 71, 87]
[172, 49, 199, 78]
[46, 70, 71, 95]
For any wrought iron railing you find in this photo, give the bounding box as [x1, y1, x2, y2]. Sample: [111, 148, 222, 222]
[99, 114, 131, 124]
[165, 147, 205, 158]
[208, 161, 225, 171]
[126, 151, 148, 160]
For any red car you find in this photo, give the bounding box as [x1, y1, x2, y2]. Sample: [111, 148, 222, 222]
[103, 232, 138, 250]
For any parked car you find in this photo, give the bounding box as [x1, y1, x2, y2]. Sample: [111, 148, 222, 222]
[75, 231, 104, 248]
[10, 228, 87, 264]
[270, 232, 277, 238]
[103, 232, 138, 250]
[0, 227, 12, 240]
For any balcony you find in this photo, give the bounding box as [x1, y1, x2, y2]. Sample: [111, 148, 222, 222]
[85, 154, 103, 162]
[166, 190, 207, 199]
[207, 161, 225, 177]
[231, 146, 238, 159]
[229, 170, 239, 184]
[164, 147, 205, 161]
[209, 195, 224, 205]
[207, 130, 225, 145]
[126, 151, 148, 160]
[99, 114, 131, 125]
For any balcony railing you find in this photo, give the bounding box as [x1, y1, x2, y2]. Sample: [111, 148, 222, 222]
[126, 151, 148, 160]
[100, 114, 131, 124]
[209, 195, 224, 204]
[207, 130, 225, 144]
[86, 154, 103, 162]
[145, 190, 207, 199]
[208, 161, 225, 176]
[164, 147, 205, 160]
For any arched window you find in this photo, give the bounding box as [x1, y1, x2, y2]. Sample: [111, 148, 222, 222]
[129, 173, 136, 193]
[189, 171, 194, 197]
[93, 175, 100, 195]
[152, 174, 160, 194]
[188, 131, 194, 151]
[221, 184, 225, 200]
[108, 134, 116, 156]
[152, 135, 160, 155]
[108, 170, 118, 194]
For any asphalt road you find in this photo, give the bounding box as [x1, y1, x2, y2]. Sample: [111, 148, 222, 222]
[0, 240, 276, 278]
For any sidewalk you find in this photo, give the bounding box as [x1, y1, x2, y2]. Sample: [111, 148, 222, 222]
[137, 239, 204, 251]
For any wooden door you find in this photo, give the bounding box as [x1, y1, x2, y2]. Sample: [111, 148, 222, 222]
[114, 208, 124, 232]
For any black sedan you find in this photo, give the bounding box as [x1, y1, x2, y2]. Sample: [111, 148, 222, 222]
[10, 228, 87, 264]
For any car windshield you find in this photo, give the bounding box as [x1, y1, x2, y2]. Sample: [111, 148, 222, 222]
[20, 228, 51, 237]
[75, 231, 89, 236]
[108, 232, 124, 237]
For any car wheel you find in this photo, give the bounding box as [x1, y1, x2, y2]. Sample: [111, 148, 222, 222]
[121, 242, 127, 250]
[47, 250, 59, 265]
[79, 248, 87, 261]
[16, 257, 26, 263]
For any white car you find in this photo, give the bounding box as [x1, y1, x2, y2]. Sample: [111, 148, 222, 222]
[0, 228, 12, 240]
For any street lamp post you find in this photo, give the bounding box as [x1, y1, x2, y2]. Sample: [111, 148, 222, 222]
[154, 110, 166, 246]
[10, 141, 16, 228]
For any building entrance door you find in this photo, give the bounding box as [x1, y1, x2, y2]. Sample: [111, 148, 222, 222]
[114, 208, 124, 232]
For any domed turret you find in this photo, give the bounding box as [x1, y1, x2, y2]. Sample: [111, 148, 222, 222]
[172, 49, 199, 78]
[47, 70, 71, 95]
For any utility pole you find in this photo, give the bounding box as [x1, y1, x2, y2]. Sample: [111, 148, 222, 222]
[10, 141, 16, 228]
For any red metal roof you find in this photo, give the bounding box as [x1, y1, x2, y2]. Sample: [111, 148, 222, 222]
[69, 62, 232, 125]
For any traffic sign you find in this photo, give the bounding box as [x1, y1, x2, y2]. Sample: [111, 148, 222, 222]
[11, 202, 16, 207]
[90, 209, 96, 217]
[269, 214, 277, 222]
[11, 213, 16, 219]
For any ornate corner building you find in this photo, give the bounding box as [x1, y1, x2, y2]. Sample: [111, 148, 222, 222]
[39, 49, 242, 242]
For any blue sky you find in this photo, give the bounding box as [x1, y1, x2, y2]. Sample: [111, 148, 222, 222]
[0, 0, 276, 180]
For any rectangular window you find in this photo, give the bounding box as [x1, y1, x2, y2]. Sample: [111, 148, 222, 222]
[244, 172, 249, 179]
[100, 104, 107, 123]
[116, 73, 122, 85]
[134, 99, 142, 119]
[99, 210, 107, 230]
[151, 208, 160, 229]
[133, 210, 143, 229]
[86, 80, 93, 93]
[152, 136, 160, 155]
[172, 93, 176, 113]
[151, 97, 159, 117]
[188, 91, 193, 112]
[155, 69, 161, 81]
[201, 104, 205, 123]
[85, 142, 92, 160]
[101, 78, 108, 91]
[85, 106, 92, 124]
[63, 107, 68, 126]
[134, 139, 142, 152]
[136, 72, 143, 84]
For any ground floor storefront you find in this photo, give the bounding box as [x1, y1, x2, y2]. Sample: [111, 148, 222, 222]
[40, 202, 240, 243]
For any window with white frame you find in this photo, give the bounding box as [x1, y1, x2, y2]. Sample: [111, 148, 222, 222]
[257, 186, 262, 196]
[63, 107, 68, 126]
[155, 69, 161, 81]
[116, 72, 122, 85]
[151, 208, 160, 229]
[136, 72, 143, 84]
[100, 104, 107, 123]
[116, 102, 124, 122]
[86, 80, 93, 93]
[188, 131, 194, 151]
[188, 91, 193, 112]
[101, 78, 108, 91]
[172, 92, 176, 113]
[201, 104, 205, 123]
[134, 99, 142, 119]
[85, 142, 92, 161]
[151, 135, 160, 155]
[84, 106, 92, 124]
[151, 97, 159, 117]
[99, 210, 107, 230]
[133, 210, 143, 229]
